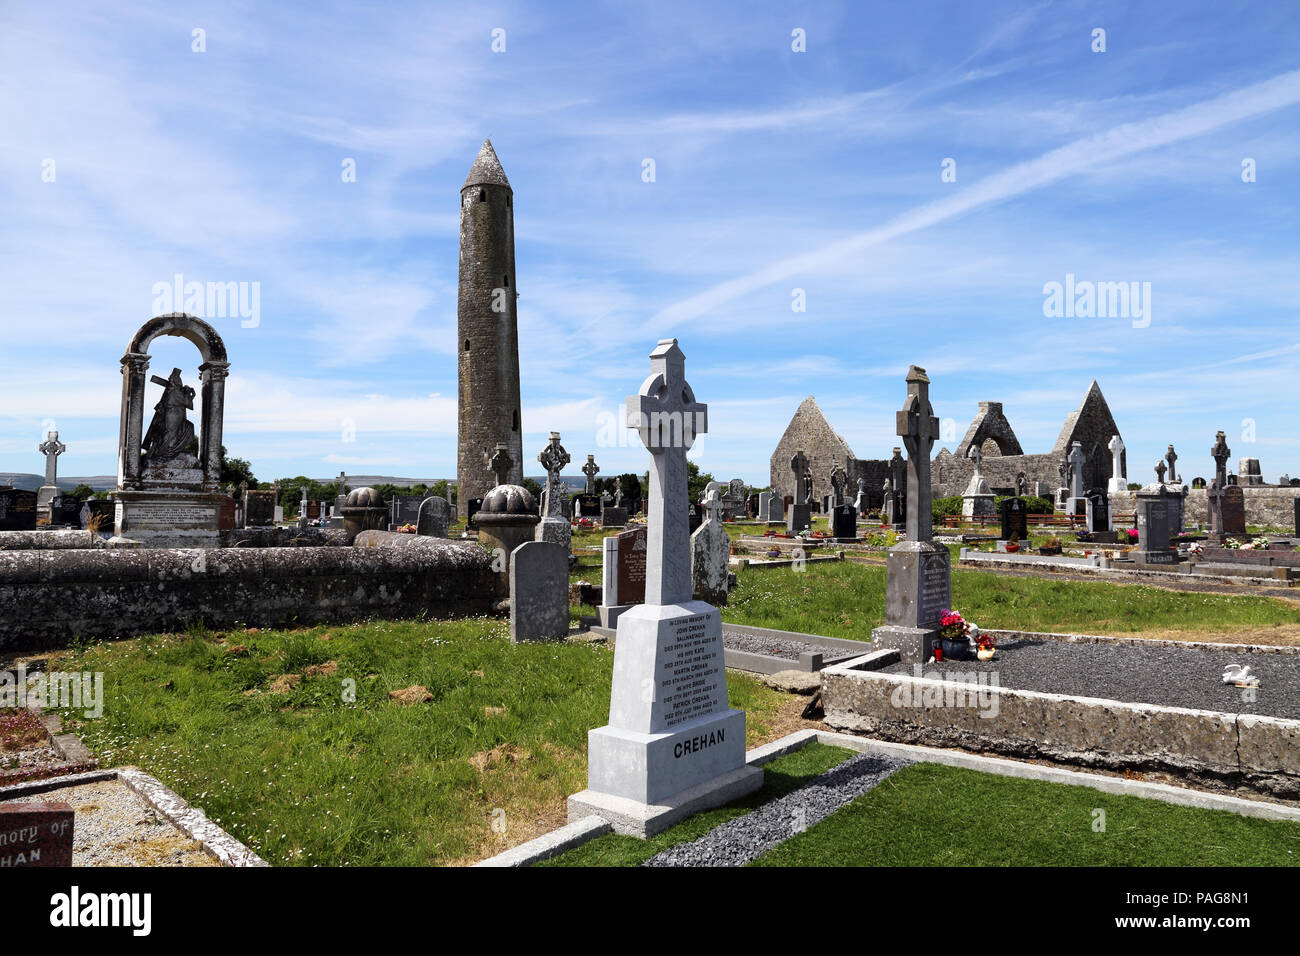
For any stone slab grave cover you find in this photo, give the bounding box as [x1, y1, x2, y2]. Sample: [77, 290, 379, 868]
[0, 487, 38, 531]
[0, 802, 74, 867]
[691, 489, 729, 605]
[417, 495, 451, 537]
[510, 540, 569, 642]
[598, 525, 647, 628]
[572, 339, 761, 837]
[999, 496, 1028, 541]
[871, 366, 952, 664]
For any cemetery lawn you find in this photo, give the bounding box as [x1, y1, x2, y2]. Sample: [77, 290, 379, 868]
[721, 561, 1300, 643]
[755, 761, 1300, 866]
[50, 618, 790, 866]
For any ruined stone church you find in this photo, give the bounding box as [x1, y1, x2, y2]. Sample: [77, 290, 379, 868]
[768, 383, 1125, 506]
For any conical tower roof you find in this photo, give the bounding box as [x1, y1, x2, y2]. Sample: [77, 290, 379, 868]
[463, 139, 511, 190]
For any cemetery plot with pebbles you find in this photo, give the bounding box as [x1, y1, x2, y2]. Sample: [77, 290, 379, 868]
[880, 639, 1300, 719]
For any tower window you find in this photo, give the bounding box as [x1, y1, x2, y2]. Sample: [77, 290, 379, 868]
[506, 196, 511, 207]
[503, 274, 509, 287]
[464, 338, 470, 351]
[513, 409, 519, 432]
[478, 189, 485, 202]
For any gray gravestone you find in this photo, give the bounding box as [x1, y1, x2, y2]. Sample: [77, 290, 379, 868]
[871, 366, 951, 663]
[1135, 486, 1176, 563]
[509, 540, 569, 642]
[417, 495, 451, 537]
[573, 338, 759, 836]
[691, 490, 729, 605]
[1222, 485, 1246, 535]
[537, 432, 572, 548]
[999, 496, 1028, 541]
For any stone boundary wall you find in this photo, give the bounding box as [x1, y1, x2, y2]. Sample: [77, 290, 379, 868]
[0, 542, 496, 652]
[0, 527, 349, 551]
[1108, 488, 1300, 529]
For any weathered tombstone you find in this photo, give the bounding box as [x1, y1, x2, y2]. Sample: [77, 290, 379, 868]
[600, 497, 629, 528]
[244, 489, 276, 526]
[854, 477, 868, 516]
[581, 454, 600, 493]
[1066, 440, 1090, 526]
[1135, 485, 1176, 563]
[389, 494, 423, 528]
[691, 489, 729, 605]
[535, 432, 572, 548]
[47, 495, 82, 528]
[1222, 485, 1246, 535]
[306, 500, 321, 520]
[881, 477, 895, 525]
[0, 802, 74, 867]
[36, 431, 66, 516]
[1165, 445, 1179, 484]
[417, 495, 451, 537]
[1207, 430, 1231, 542]
[1088, 489, 1110, 533]
[871, 366, 951, 663]
[0, 488, 38, 531]
[999, 496, 1028, 541]
[961, 445, 995, 518]
[597, 525, 647, 627]
[509, 541, 569, 642]
[572, 338, 759, 837]
[217, 495, 236, 531]
[113, 315, 230, 547]
[1239, 457, 1263, 486]
[746, 492, 759, 519]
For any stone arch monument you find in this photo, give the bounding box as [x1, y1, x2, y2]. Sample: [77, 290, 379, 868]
[113, 313, 230, 546]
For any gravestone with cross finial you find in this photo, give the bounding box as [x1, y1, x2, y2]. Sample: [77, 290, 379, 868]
[828, 460, 847, 508]
[786, 450, 813, 533]
[582, 454, 600, 494]
[690, 488, 730, 605]
[36, 430, 67, 515]
[1107, 435, 1127, 493]
[1066, 440, 1092, 528]
[961, 443, 995, 519]
[571, 339, 760, 837]
[1208, 430, 1231, 541]
[1155, 459, 1167, 484]
[871, 366, 952, 663]
[854, 476, 868, 516]
[1165, 445, 1179, 484]
[487, 443, 513, 487]
[536, 431, 572, 548]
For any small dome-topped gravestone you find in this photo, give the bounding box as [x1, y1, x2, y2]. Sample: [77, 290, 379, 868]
[341, 487, 388, 541]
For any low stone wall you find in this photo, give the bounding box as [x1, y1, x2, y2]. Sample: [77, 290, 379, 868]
[821, 643, 1300, 799]
[1108, 488, 1300, 530]
[0, 527, 350, 551]
[0, 541, 497, 652]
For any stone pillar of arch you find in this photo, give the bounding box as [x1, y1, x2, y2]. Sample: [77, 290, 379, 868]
[118, 352, 152, 490]
[199, 361, 229, 491]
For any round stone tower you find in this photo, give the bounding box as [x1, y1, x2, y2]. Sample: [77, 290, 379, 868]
[457, 139, 523, 518]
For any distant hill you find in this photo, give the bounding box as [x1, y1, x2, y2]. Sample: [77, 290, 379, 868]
[0, 474, 116, 492]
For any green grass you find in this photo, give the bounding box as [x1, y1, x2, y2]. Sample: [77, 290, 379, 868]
[53, 617, 787, 866]
[718, 560, 1300, 642]
[539, 741, 855, 866]
[755, 762, 1300, 866]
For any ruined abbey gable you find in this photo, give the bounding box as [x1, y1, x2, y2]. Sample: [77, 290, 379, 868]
[769, 382, 1125, 502]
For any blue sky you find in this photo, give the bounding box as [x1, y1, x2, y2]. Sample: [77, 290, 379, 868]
[1, 1, 1298, 487]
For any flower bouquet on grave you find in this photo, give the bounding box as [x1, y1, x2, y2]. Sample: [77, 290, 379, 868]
[1005, 533, 1021, 553]
[396, 523, 417, 534]
[1125, 528, 1139, 543]
[937, 610, 971, 661]
[974, 627, 996, 661]
[1224, 537, 1243, 550]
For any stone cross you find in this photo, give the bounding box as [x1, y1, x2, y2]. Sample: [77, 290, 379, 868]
[614, 476, 624, 507]
[38, 431, 66, 487]
[537, 431, 570, 518]
[702, 486, 722, 524]
[790, 450, 809, 504]
[1067, 441, 1086, 499]
[881, 477, 893, 523]
[625, 339, 707, 605]
[1211, 431, 1231, 486]
[488, 442, 513, 487]
[967, 444, 984, 481]
[1155, 460, 1167, 484]
[582, 454, 600, 494]
[1165, 445, 1178, 483]
[828, 460, 847, 506]
[1108, 435, 1125, 488]
[895, 365, 939, 541]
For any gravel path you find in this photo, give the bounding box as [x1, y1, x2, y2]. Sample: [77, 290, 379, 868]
[962, 562, 1300, 602]
[881, 640, 1300, 719]
[0, 779, 218, 866]
[644, 752, 910, 867]
[722, 627, 862, 662]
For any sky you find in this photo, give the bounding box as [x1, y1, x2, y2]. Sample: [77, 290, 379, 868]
[1, 1, 1298, 487]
